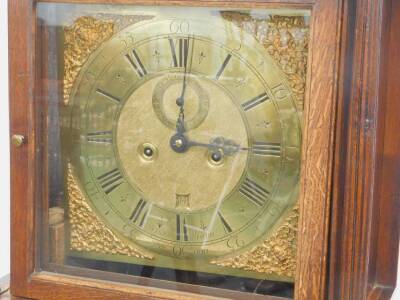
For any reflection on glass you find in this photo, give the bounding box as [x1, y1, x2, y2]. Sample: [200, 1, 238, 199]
[38, 3, 310, 299]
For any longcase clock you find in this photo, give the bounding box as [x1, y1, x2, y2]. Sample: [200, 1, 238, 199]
[8, 0, 400, 299]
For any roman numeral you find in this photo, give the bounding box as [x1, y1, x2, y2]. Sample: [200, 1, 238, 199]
[169, 37, 190, 68]
[129, 199, 148, 228]
[176, 215, 189, 241]
[125, 49, 147, 78]
[96, 89, 121, 103]
[215, 54, 232, 80]
[242, 93, 270, 111]
[218, 212, 232, 233]
[239, 177, 270, 207]
[86, 131, 112, 144]
[252, 142, 281, 157]
[97, 168, 124, 194]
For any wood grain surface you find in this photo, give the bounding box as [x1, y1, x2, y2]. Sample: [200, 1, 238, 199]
[37, 0, 315, 6]
[294, 0, 342, 298]
[8, 0, 400, 299]
[328, 0, 400, 299]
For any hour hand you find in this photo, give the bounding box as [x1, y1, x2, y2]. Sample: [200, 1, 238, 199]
[188, 137, 241, 156]
[169, 134, 243, 156]
[176, 114, 185, 134]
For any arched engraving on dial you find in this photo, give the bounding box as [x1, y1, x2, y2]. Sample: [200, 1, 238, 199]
[176, 214, 189, 241]
[242, 93, 270, 111]
[169, 37, 191, 68]
[129, 199, 148, 228]
[86, 131, 113, 144]
[96, 89, 121, 104]
[125, 49, 147, 78]
[215, 54, 232, 80]
[239, 177, 270, 207]
[252, 142, 282, 157]
[97, 168, 124, 195]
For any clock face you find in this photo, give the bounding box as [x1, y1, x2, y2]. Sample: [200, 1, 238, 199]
[66, 16, 301, 260]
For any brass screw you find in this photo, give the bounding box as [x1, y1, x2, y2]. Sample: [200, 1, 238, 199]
[11, 134, 25, 147]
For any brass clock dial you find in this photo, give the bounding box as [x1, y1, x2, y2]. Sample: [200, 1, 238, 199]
[65, 16, 301, 261]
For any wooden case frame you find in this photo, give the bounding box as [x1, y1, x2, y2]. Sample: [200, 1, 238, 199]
[8, 0, 399, 299]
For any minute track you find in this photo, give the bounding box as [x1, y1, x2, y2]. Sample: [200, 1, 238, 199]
[71, 17, 301, 260]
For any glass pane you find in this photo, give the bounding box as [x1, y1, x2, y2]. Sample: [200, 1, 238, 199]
[37, 3, 310, 299]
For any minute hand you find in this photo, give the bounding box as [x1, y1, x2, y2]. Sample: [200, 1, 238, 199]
[175, 36, 193, 134]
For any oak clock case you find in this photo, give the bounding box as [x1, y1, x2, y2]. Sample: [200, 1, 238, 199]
[12, 0, 400, 299]
[39, 3, 309, 298]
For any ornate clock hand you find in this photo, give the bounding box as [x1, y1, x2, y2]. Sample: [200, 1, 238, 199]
[176, 35, 191, 107]
[176, 111, 185, 134]
[175, 35, 194, 134]
[188, 137, 242, 156]
[170, 134, 244, 156]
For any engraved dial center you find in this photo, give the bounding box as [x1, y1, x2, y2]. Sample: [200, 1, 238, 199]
[116, 74, 249, 212]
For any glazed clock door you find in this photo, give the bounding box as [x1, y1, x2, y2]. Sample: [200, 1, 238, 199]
[35, 2, 314, 299]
